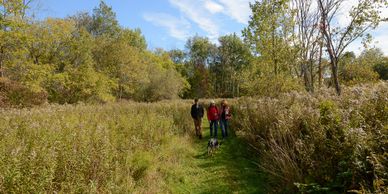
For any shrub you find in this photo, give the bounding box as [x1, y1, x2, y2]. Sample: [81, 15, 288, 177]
[231, 82, 388, 193]
[341, 64, 379, 85]
[0, 78, 47, 108]
[374, 62, 388, 80]
[241, 73, 304, 97]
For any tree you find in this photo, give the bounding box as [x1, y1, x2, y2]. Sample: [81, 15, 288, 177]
[318, 0, 388, 95]
[0, 0, 34, 77]
[373, 58, 388, 80]
[292, 0, 322, 92]
[213, 34, 252, 97]
[120, 28, 147, 50]
[184, 36, 217, 98]
[68, 11, 94, 33]
[243, 0, 296, 76]
[91, 0, 120, 37]
[0, 0, 33, 20]
[357, 47, 384, 67]
[134, 51, 189, 102]
[168, 49, 186, 65]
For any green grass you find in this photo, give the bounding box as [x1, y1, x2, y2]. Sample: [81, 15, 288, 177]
[169, 120, 267, 194]
[0, 102, 267, 193]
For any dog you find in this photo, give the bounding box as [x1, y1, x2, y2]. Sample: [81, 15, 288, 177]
[207, 138, 220, 156]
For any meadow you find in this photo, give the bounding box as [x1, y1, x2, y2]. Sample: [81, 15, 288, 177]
[0, 100, 266, 193]
[232, 82, 388, 193]
[0, 82, 387, 193]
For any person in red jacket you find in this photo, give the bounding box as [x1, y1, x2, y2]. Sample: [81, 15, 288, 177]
[207, 100, 219, 138]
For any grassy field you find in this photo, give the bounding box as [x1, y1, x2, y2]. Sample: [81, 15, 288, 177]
[0, 101, 267, 193]
[1, 82, 386, 193]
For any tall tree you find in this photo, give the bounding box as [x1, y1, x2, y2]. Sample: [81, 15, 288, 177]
[91, 0, 120, 37]
[214, 34, 252, 97]
[0, 0, 34, 77]
[243, 0, 296, 75]
[292, 0, 322, 92]
[68, 12, 94, 33]
[185, 36, 217, 98]
[318, 0, 388, 95]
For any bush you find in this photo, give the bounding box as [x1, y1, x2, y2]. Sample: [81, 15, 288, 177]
[374, 62, 388, 80]
[341, 64, 379, 85]
[231, 82, 388, 193]
[241, 73, 304, 97]
[0, 78, 47, 108]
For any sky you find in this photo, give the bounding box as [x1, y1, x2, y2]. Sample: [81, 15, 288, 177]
[31, 0, 388, 55]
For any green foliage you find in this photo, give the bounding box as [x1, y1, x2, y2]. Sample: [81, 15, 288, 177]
[91, 0, 120, 37]
[242, 72, 304, 97]
[183, 36, 217, 98]
[120, 28, 147, 50]
[341, 63, 379, 86]
[239, 57, 304, 97]
[374, 61, 388, 80]
[132, 51, 189, 102]
[0, 77, 47, 107]
[339, 48, 383, 85]
[0, 2, 186, 105]
[231, 83, 388, 193]
[212, 34, 252, 97]
[243, 0, 295, 75]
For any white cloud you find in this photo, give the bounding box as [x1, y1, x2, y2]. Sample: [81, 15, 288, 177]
[169, 0, 220, 40]
[371, 23, 388, 55]
[151, 0, 388, 55]
[143, 13, 191, 41]
[205, 1, 224, 14]
[217, 0, 253, 24]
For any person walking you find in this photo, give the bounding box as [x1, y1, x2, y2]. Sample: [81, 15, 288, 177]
[191, 98, 204, 139]
[219, 99, 231, 139]
[207, 100, 219, 138]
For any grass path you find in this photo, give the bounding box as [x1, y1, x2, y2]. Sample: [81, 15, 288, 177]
[171, 120, 267, 193]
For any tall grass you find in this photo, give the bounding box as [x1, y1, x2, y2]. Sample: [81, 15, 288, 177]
[0, 101, 194, 193]
[231, 82, 388, 193]
[1, 83, 387, 193]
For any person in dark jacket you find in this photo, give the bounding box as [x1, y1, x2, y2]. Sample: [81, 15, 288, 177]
[219, 99, 231, 139]
[207, 100, 219, 138]
[191, 98, 204, 139]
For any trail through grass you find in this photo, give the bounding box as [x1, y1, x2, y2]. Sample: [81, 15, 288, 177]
[171, 120, 267, 193]
[0, 103, 268, 193]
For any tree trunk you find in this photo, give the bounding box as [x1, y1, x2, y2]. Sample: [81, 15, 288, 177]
[318, 40, 323, 88]
[331, 59, 341, 95]
[0, 47, 4, 78]
[236, 81, 239, 97]
[310, 60, 314, 92]
[302, 63, 313, 92]
[318, 0, 341, 95]
[327, 47, 341, 95]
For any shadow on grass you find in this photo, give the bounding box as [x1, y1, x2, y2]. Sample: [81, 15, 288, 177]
[190, 122, 268, 194]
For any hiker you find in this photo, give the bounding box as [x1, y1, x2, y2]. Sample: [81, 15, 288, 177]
[207, 100, 219, 138]
[191, 98, 204, 139]
[219, 99, 231, 139]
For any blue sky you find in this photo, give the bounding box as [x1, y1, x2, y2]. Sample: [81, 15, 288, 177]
[32, 0, 251, 50]
[32, 0, 388, 54]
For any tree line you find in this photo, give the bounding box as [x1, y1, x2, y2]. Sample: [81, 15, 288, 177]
[1, 0, 388, 106]
[1, 0, 188, 105]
